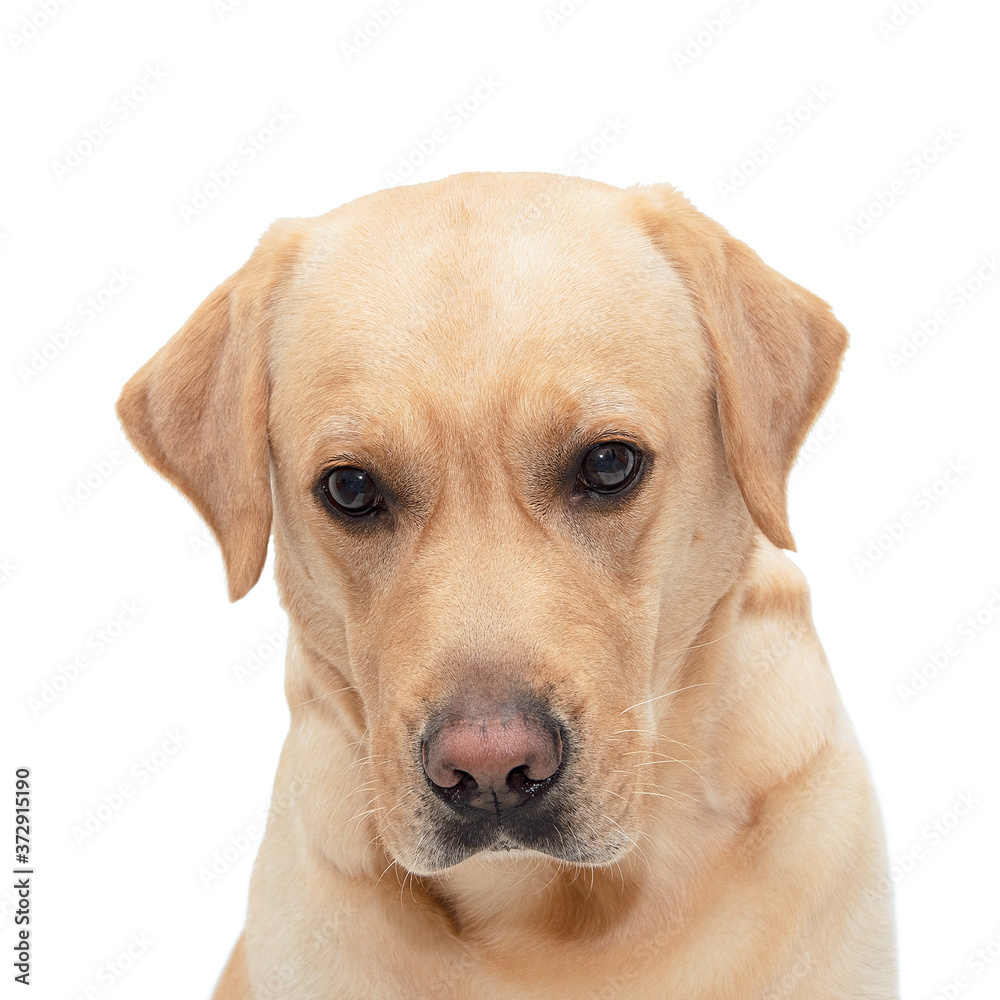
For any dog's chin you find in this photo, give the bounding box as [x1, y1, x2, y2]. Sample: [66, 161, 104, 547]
[390, 829, 634, 877]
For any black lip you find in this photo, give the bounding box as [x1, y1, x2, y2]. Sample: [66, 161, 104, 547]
[429, 792, 571, 860]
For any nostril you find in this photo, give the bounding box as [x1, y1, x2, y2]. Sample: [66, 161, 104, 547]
[505, 766, 533, 794]
[422, 708, 563, 812]
[422, 742, 463, 790]
[454, 771, 478, 795]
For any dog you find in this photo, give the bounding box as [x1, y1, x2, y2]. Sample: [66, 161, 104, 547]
[117, 172, 898, 999]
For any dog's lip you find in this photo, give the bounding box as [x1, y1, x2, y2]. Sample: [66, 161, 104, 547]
[401, 827, 633, 874]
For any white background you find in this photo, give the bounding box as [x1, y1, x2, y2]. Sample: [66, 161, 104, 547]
[3, 1, 999, 997]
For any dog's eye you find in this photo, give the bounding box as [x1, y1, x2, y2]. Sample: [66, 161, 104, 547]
[320, 467, 382, 516]
[578, 443, 641, 494]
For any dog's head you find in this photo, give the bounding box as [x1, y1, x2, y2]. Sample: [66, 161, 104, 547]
[117, 174, 846, 875]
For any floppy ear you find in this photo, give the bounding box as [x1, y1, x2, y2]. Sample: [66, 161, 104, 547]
[116, 219, 305, 601]
[630, 185, 848, 550]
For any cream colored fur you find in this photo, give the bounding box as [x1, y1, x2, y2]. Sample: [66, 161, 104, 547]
[117, 173, 897, 999]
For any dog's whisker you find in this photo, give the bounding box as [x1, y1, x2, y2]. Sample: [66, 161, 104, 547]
[336, 805, 379, 836]
[613, 757, 714, 797]
[534, 860, 564, 897]
[374, 858, 400, 893]
[632, 789, 705, 804]
[602, 788, 634, 812]
[515, 855, 550, 896]
[611, 729, 713, 758]
[632, 757, 699, 767]
[287, 684, 355, 709]
[657, 620, 748, 660]
[619, 681, 722, 716]
[400, 867, 419, 910]
[608, 771, 707, 810]
[633, 756, 715, 791]
[619, 750, 701, 765]
[642, 786, 710, 808]
[613, 859, 626, 892]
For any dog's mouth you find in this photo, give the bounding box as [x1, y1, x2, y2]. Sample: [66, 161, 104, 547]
[408, 793, 633, 873]
[422, 756, 568, 859]
[407, 707, 593, 868]
[425, 784, 582, 864]
[396, 745, 633, 873]
[374, 696, 640, 873]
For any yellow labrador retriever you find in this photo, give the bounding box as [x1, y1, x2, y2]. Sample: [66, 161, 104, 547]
[117, 173, 898, 999]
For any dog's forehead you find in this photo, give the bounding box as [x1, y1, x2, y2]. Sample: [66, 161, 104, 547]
[267, 174, 708, 458]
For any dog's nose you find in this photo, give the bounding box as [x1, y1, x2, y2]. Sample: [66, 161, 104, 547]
[422, 711, 562, 811]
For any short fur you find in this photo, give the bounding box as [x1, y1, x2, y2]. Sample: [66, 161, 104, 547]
[117, 173, 897, 999]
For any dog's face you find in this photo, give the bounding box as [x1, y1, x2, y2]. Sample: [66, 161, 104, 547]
[117, 174, 846, 876]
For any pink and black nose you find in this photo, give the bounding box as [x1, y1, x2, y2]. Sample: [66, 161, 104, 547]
[422, 708, 563, 812]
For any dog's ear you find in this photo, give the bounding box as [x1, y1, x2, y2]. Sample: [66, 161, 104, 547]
[631, 185, 848, 551]
[116, 219, 305, 601]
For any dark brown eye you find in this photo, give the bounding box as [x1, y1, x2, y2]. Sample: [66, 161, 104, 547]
[320, 467, 382, 516]
[578, 443, 640, 494]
